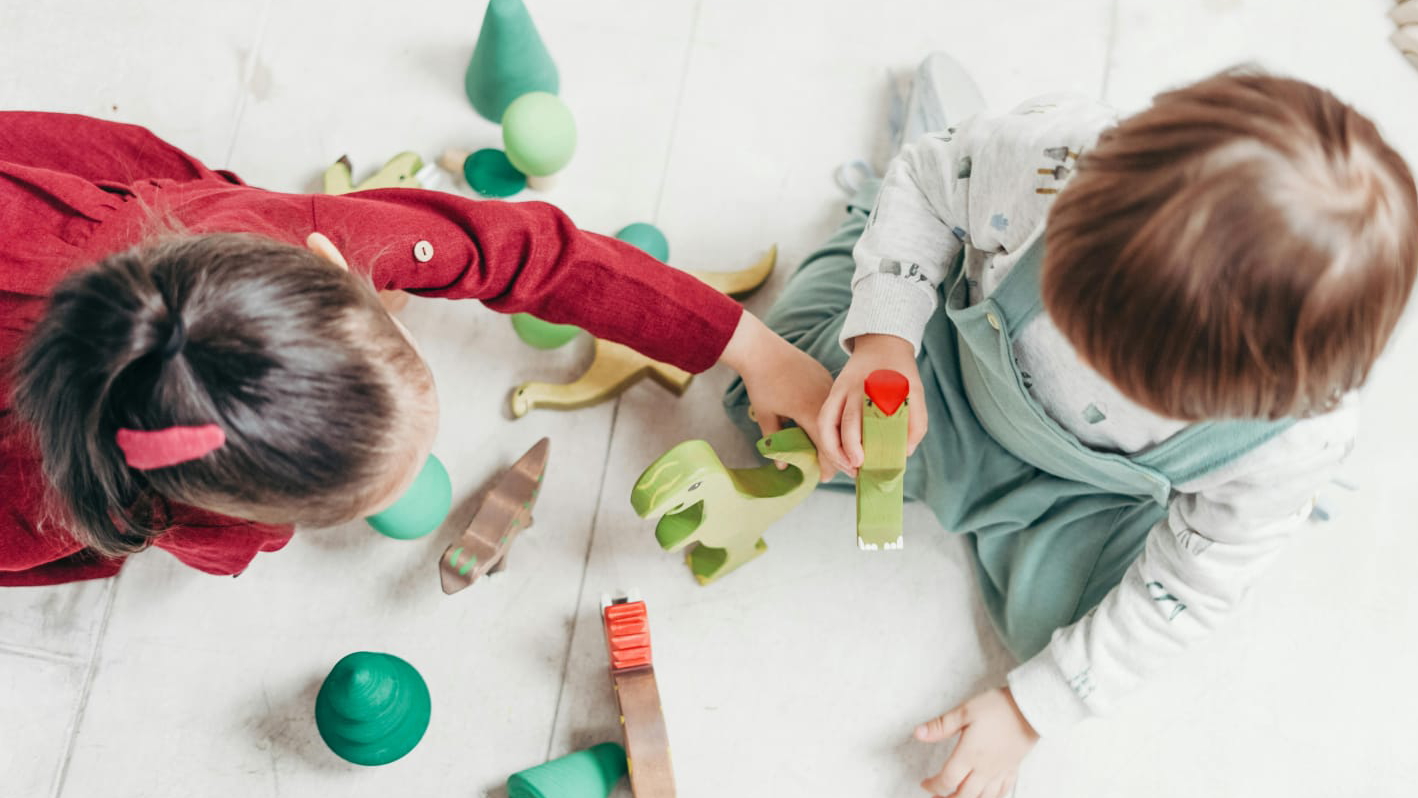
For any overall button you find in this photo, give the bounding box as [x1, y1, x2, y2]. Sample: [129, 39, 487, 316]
[413, 240, 434, 262]
[986, 312, 1001, 330]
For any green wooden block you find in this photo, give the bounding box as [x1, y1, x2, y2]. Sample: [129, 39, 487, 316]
[857, 370, 908, 550]
[630, 427, 819, 585]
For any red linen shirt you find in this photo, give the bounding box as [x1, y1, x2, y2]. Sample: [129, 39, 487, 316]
[0, 111, 741, 586]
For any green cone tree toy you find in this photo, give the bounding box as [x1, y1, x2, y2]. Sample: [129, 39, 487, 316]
[465, 0, 560, 122]
[315, 652, 431, 766]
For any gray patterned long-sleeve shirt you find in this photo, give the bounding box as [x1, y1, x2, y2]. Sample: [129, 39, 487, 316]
[841, 93, 1357, 736]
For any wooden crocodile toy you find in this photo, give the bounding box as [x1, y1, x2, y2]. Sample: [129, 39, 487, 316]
[630, 426, 819, 585]
[508, 246, 778, 418]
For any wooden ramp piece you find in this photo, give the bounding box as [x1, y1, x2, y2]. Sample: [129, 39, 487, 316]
[603, 597, 676, 798]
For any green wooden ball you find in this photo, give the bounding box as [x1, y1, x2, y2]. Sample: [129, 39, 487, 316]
[511, 312, 580, 349]
[502, 92, 577, 177]
[365, 454, 451, 540]
[614, 222, 670, 262]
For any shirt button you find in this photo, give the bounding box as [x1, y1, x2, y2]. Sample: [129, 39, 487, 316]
[986, 312, 1001, 330]
[413, 240, 434, 262]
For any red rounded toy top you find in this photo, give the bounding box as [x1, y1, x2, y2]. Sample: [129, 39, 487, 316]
[865, 370, 909, 416]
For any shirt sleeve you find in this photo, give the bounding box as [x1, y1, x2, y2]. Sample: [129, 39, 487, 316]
[1007, 398, 1360, 736]
[841, 93, 1117, 354]
[310, 190, 742, 374]
[840, 122, 975, 353]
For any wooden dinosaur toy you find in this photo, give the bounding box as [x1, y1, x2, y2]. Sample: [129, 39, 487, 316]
[439, 438, 549, 594]
[857, 370, 909, 551]
[1394, 2, 1418, 69]
[322, 152, 425, 195]
[631, 426, 819, 585]
[602, 595, 676, 797]
[507, 246, 778, 418]
[321, 152, 427, 314]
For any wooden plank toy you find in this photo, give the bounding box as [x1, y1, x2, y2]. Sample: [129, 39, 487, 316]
[439, 438, 549, 594]
[508, 247, 777, 419]
[631, 426, 819, 585]
[602, 595, 675, 798]
[857, 369, 909, 551]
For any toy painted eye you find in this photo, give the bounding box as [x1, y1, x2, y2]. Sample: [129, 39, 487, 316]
[688, 482, 702, 492]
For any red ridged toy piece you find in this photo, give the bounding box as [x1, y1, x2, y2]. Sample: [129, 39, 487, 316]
[864, 369, 909, 416]
[604, 601, 653, 670]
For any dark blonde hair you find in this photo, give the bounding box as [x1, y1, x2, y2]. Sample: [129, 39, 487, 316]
[1044, 69, 1418, 420]
[11, 233, 432, 557]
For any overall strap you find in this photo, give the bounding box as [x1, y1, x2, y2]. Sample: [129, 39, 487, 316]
[988, 234, 1048, 331]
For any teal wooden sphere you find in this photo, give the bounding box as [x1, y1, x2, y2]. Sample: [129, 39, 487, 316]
[614, 223, 670, 262]
[366, 454, 451, 540]
[511, 312, 580, 349]
[502, 92, 577, 177]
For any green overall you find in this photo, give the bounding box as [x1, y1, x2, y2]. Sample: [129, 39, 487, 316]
[724, 180, 1292, 660]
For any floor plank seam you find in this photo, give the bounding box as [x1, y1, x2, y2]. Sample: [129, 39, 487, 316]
[543, 397, 625, 760]
[1099, 0, 1122, 102]
[222, 0, 275, 169]
[0, 641, 83, 665]
[51, 576, 119, 798]
[652, 0, 705, 222]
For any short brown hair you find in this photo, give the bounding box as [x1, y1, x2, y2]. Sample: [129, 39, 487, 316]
[1043, 69, 1418, 420]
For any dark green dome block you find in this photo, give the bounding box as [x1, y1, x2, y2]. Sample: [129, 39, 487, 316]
[506, 742, 628, 798]
[315, 652, 431, 766]
[464, 148, 526, 198]
[614, 223, 670, 262]
[511, 312, 581, 349]
[366, 454, 452, 540]
[465, 0, 560, 123]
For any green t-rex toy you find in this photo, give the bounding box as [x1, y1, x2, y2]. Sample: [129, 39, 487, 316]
[321, 152, 424, 195]
[857, 369, 909, 550]
[630, 427, 819, 585]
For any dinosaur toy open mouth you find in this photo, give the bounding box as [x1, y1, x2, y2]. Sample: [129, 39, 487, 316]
[654, 501, 704, 549]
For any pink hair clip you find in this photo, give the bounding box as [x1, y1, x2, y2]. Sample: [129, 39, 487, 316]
[116, 425, 226, 470]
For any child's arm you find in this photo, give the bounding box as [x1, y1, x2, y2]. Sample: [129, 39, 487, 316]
[306, 190, 834, 455]
[910, 406, 1355, 793]
[819, 95, 1117, 474]
[1008, 404, 1357, 737]
[311, 190, 739, 374]
[817, 123, 980, 474]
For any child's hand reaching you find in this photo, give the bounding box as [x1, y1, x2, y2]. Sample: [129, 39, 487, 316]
[915, 687, 1038, 798]
[721, 312, 837, 479]
[818, 333, 927, 476]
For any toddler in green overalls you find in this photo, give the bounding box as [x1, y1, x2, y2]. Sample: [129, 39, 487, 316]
[725, 58, 1418, 797]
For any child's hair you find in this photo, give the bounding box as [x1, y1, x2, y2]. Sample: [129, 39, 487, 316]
[1043, 69, 1418, 420]
[10, 233, 433, 557]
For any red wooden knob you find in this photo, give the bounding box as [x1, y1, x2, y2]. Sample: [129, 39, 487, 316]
[864, 370, 909, 416]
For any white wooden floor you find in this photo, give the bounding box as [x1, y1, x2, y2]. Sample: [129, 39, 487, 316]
[3, 1, 1417, 796]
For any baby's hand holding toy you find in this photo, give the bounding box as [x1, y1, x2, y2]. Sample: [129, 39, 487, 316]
[915, 687, 1037, 798]
[819, 333, 927, 477]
